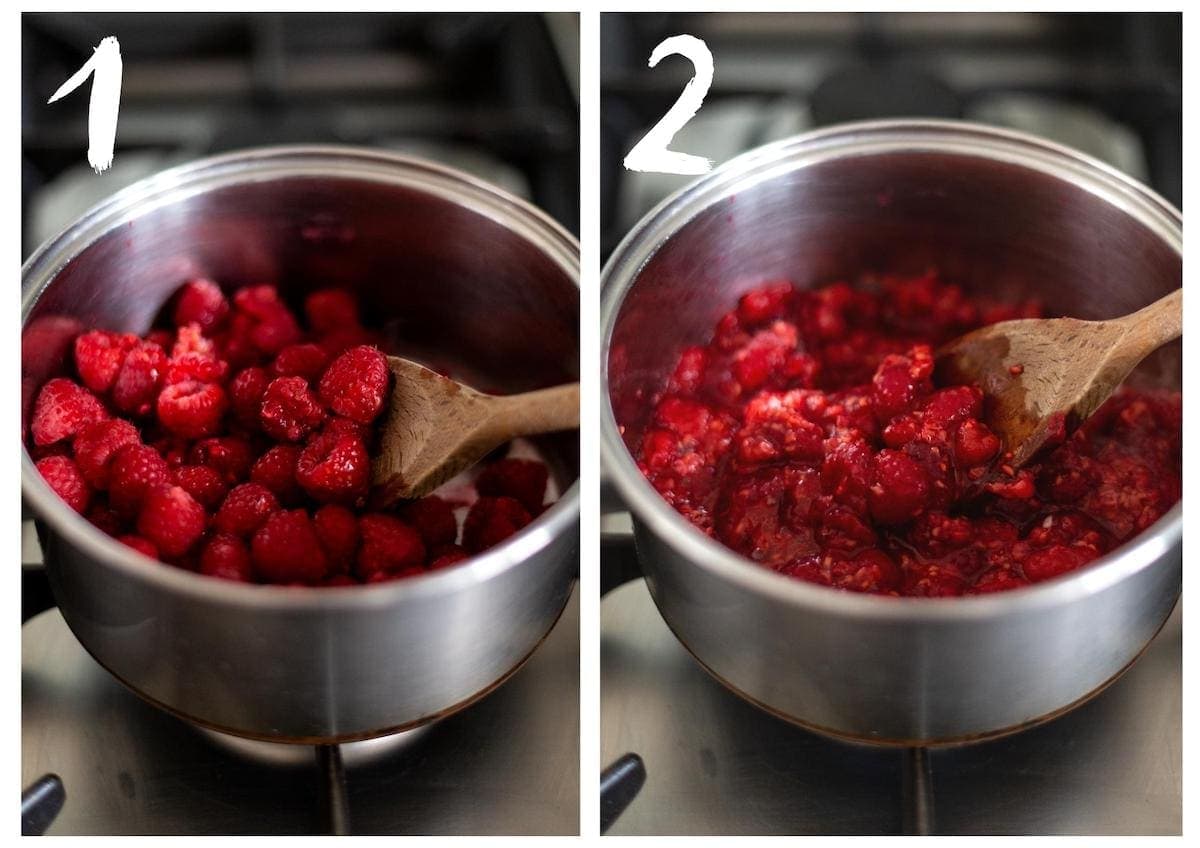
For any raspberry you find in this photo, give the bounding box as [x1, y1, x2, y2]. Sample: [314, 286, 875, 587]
[356, 514, 425, 579]
[137, 484, 207, 558]
[251, 510, 329, 583]
[323, 574, 359, 587]
[173, 279, 230, 332]
[164, 351, 228, 387]
[313, 504, 359, 572]
[474, 459, 548, 514]
[228, 366, 269, 429]
[400, 495, 458, 547]
[35, 455, 92, 513]
[318, 346, 389, 424]
[429, 545, 470, 570]
[87, 504, 125, 535]
[174, 464, 229, 510]
[112, 341, 168, 417]
[318, 326, 383, 357]
[304, 288, 360, 336]
[249, 445, 303, 503]
[157, 381, 228, 439]
[270, 343, 330, 382]
[108, 443, 171, 516]
[462, 496, 532, 553]
[117, 534, 159, 559]
[868, 449, 930, 525]
[737, 282, 795, 326]
[170, 323, 217, 359]
[188, 436, 255, 485]
[214, 483, 279, 537]
[30, 378, 107, 446]
[233, 285, 302, 355]
[320, 415, 369, 443]
[146, 329, 175, 351]
[295, 430, 369, 504]
[73, 418, 140, 489]
[199, 534, 254, 582]
[74, 330, 138, 394]
[260, 376, 326, 442]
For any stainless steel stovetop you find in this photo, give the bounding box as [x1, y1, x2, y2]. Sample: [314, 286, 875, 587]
[601, 580, 1180, 835]
[23, 586, 578, 835]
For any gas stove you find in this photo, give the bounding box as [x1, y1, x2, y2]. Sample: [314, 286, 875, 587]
[22, 586, 578, 835]
[600, 580, 1179, 835]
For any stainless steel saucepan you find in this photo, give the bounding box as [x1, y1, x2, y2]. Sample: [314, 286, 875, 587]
[601, 120, 1181, 745]
[22, 147, 579, 743]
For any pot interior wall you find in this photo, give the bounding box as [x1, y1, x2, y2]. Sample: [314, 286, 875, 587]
[24, 174, 580, 485]
[608, 150, 1181, 450]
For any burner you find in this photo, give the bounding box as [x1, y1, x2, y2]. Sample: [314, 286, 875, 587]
[600, 580, 1180, 835]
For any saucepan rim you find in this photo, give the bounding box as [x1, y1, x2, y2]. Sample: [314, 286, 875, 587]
[22, 144, 581, 610]
[600, 118, 1182, 622]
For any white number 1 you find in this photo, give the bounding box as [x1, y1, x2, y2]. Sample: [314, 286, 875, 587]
[48, 36, 123, 174]
[623, 34, 714, 176]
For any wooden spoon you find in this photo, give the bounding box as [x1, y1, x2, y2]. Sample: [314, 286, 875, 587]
[935, 288, 1181, 470]
[370, 356, 579, 507]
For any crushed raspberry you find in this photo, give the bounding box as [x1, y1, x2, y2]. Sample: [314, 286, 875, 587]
[35, 455, 92, 513]
[173, 279, 230, 332]
[73, 418, 141, 489]
[463, 496, 532, 553]
[317, 346, 389, 424]
[137, 484, 207, 558]
[108, 443, 172, 516]
[214, 483, 279, 537]
[199, 534, 254, 582]
[260, 376, 326, 442]
[26, 279, 559, 586]
[400, 495, 459, 547]
[74, 330, 138, 394]
[251, 510, 329, 583]
[295, 430, 369, 504]
[636, 275, 1179, 597]
[474, 459, 549, 514]
[356, 514, 425, 579]
[157, 380, 228, 439]
[31, 378, 107, 447]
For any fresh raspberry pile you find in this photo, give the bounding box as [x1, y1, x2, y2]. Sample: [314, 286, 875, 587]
[637, 273, 1181, 597]
[27, 279, 553, 585]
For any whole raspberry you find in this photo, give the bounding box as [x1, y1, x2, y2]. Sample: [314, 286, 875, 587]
[249, 445, 303, 503]
[157, 381, 228, 439]
[170, 323, 217, 359]
[74, 330, 138, 394]
[164, 351, 228, 387]
[174, 464, 229, 510]
[35, 455, 92, 513]
[137, 484, 207, 558]
[304, 288, 360, 336]
[356, 514, 425, 579]
[462, 496, 532, 553]
[214, 483, 279, 537]
[146, 329, 175, 351]
[400, 496, 458, 547]
[87, 504, 125, 535]
[429, 545, 470, 570]
[295, 430, 369, 504]
[233, 285, 302, 355]
[319, 415, 369, 443]
[318, 326, 383, 357]
[188, 436, 254, 484]
[117, 534, 159, 559]
[270, 343, 330, 382]
[474, 458, 549, 514]
[251, 509, 329, 583]
[109, 443, 171, 516]
[111, 340, 168, 417]
[318, 346, 389, 424]
[313, 504, 360, 572]
[30, 377, 108, 447]
[260, 376, 326, 442]
[173, 279, 230, 332]
[229, 366, 270, 429]
[199, 534, 254, 582]
[73, 418, 140, 488]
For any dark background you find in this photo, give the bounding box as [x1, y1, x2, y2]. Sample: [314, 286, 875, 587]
[601, 12, 1181, 259]
[22, 12, 580, 254]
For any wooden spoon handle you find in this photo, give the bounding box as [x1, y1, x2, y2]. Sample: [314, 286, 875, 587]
[1115, 288, 1182, 354]
[489, 382, 580, 439]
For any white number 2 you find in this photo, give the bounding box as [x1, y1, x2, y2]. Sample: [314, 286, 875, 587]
[48, 36, 123, 174]
[623, 34, 714, 176]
